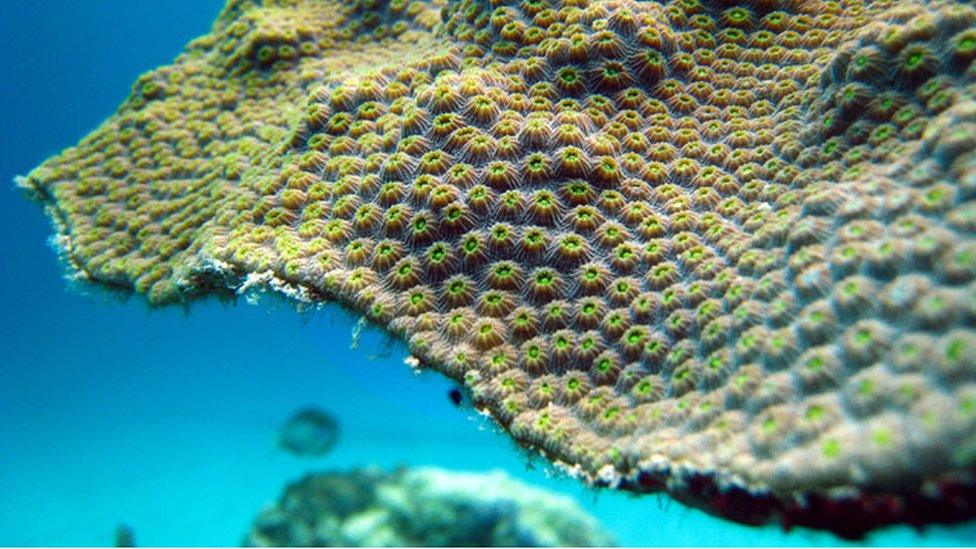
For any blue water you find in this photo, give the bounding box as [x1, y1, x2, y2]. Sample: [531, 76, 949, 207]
[1, 1, 974, 546]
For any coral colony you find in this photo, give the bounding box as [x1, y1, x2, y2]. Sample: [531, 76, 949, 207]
[244, 467, 615, 546]
[18, 0, 976, 538]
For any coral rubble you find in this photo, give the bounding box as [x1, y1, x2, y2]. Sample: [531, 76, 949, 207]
[18, 0, 976, 536]
[243, 467, 615, 546]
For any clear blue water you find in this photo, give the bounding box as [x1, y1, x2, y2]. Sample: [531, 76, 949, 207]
[1, 1, 974, 546]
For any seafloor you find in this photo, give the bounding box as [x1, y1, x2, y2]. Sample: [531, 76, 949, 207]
[1, 1, 975, 546]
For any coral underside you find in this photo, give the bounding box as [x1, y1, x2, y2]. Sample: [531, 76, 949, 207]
[19, 0, 976, 537]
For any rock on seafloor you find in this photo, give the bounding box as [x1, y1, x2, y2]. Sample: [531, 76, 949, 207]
[17, 0, 976, 537]
[279, 406, 341, 457]
[243, 466, 616, 546]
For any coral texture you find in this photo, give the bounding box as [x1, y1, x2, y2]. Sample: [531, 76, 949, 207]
[19, 0, 976, 536]
[243, 467, 615, 546]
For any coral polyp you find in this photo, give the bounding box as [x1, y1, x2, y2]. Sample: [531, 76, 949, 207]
[17, 0, 976, 538]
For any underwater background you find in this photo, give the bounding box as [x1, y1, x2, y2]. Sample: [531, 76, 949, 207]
[0, 1, 974, 546]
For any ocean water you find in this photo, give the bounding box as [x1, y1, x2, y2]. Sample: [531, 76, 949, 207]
[0, 1, 974, 546]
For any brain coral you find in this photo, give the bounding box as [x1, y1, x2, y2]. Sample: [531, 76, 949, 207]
[18, 0, 976, 537]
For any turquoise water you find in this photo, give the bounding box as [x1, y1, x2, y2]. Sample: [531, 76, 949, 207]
[0, 1, 974, 546]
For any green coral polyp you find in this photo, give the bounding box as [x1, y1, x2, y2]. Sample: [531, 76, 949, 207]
[822, 438, 842, 459]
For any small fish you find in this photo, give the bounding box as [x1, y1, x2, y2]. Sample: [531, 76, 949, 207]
[279, 407, 340, 457]
[448, 387, 463, 407]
